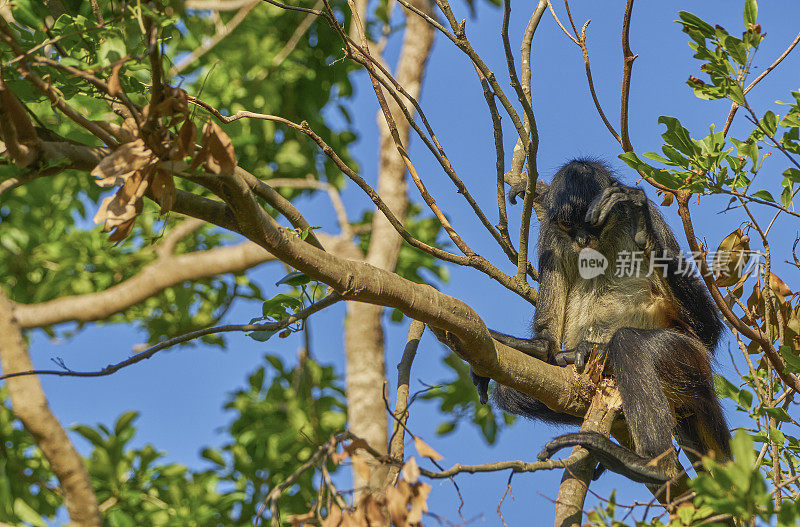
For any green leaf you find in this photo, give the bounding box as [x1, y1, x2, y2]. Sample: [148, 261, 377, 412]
[752, 190, 775, 202]
[201, 448, 226, 466]
[764, 407, 791, 423]
[743, 0, 758, 27]
[677, 11, 715, 36]
[13, 498, 47, 527]
[275, 271, 311, 287]
[114, 411, 139, 435]
[436, 422, 457, 435]
[658, 116, 697, 156]
[72, 424, 105, 447]
[762, 111, 778, 136]
[248, 330, 277, 342]
[781, 346, 800, 373]
[731, 430, 755, 472]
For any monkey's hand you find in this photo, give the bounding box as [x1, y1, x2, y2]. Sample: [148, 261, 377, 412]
[585, 184, 650, 248]
[537, 432, 670, 485]
[553, 340, 600, 372]
[470, 369, 491, 405]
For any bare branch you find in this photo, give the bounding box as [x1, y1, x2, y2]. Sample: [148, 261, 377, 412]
[2, 293, 342, 381]
[422, 451, 587, 479]
[386, 320, 425, 482]
[619, 0, 637, 151]
[11, 238, 277, 329]
[554, 379, 622, 526]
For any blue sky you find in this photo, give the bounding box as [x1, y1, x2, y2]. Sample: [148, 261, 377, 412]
[25, 0, 800, 524]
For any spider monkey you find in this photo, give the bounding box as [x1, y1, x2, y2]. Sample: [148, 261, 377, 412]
[477, 159, 731, 485]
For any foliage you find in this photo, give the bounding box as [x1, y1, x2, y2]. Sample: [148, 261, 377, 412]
[606, 1, 800, 524]
[0, 0, 355, 343]
[421, 354, 514, 444]
[0, 355, 346, 526]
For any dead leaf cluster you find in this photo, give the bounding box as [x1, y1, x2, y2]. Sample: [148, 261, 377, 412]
[0, 78, 39, 168]
[313, 458, 430, 527]
[90, 82, 236, 243]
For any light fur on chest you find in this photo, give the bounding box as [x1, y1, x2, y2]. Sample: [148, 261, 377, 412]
[561, 273, 672, 348]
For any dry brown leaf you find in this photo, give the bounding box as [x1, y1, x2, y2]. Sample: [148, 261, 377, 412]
[413, 437, 442, 461]
[108, 63, 123, 97]
[91, 139, 155, 187]
[0, 82, 39, 167]
[407, 483, 430, 525]
[150, 170, 175, 215]
[770, 273, 792, 297]
[93, 169, 150, 244]
[321, 504, 342, 527]
[343, 438, 371, 456]
[385, 486, 409, 527]
[351, 456, 371, 483]
[340, 510, 364, 527]
[200, 120, 236, 175]
[331, 451, 348, 465]
[107, 216, 137, 245]
[175, 119, 197, 160]
[360, 495, 385, 526]
[401, 457, 420, 484]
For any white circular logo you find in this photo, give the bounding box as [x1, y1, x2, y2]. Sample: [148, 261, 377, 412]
[578, 248, 608, 279]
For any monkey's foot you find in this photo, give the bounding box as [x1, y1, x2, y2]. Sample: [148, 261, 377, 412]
[507, 180, 528, 205]
[537, 431, 669, 485]
[470, 369, 491, 405]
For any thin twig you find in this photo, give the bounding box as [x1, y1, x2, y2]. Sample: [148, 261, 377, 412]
[722, 30, 800, 136]
[171, 1, 259, 75]
[0, 293, 342, 381]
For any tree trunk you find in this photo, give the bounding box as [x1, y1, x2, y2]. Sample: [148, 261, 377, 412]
[343, 0, 435, 496]
[0, 293, 102, 527]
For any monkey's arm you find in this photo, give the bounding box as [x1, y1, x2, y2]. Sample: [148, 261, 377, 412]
[471, 331, 554, 404]
[489, 330, 553, 360]
[538, 431, 671, 485]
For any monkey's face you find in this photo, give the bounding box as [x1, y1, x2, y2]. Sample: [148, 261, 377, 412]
[555, 218, 599, 252]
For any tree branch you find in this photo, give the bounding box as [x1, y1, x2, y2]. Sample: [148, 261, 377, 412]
[554, 379, 622, 527]
[2, 293, 342, 380]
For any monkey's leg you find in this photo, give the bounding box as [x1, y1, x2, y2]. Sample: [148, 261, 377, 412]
[553, 340, 602, 372]
[541, 328, 684, 484]
[489, 330, 552, 361]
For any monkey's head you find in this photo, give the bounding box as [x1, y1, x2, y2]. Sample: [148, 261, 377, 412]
[544, 160, 615, 253]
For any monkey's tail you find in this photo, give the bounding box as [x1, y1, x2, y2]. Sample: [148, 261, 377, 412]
[537, 431, 670, 485]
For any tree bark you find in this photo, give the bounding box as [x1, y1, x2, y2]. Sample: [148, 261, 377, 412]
[0, 292, 102, 527]
[342, 0, 435, 495]
[554, 380, 622, 527]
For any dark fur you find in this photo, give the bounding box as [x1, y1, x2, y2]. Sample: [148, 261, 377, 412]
[491, 159, 730, 481]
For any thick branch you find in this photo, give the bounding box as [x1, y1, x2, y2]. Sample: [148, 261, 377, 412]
[11, 239, 276, 328]
[216, 168, 595, 415]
